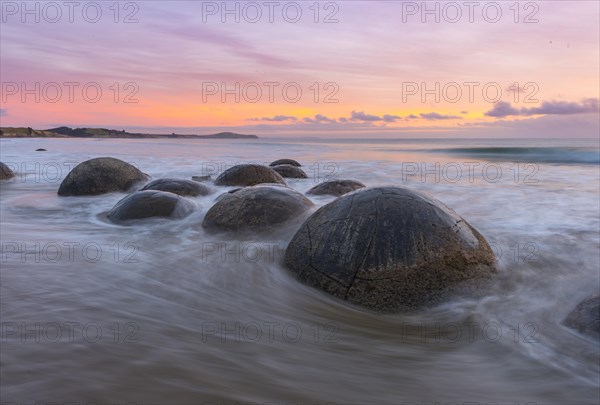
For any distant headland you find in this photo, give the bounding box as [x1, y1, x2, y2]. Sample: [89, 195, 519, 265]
[0, 126, 259, 139]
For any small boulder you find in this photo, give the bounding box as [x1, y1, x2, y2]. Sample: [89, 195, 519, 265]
[58, 157, 149, 196]
[36, 148, 47, 152]
[271, 164, 308, 179]
[284, 187, 496, 312]
[0, 162, 15, 180]
[269, 159, 301, 167]
[563, 295, 599, 340]
[141, 178, 211, 197]
[192, 175, 211, 182]
[107, 190, 195, 222]
[214, 164, 285, 187]
[307, 180, 366, 197]
[203, 185, 313, 231]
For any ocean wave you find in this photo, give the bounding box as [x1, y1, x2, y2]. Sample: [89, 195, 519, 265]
[429, 147, 600, 165]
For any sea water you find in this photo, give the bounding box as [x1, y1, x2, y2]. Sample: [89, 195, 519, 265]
[1, 137, 598, 404]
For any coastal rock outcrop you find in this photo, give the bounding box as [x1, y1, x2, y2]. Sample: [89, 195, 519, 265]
[58, 157, 149, 196]
[141, 178, 211, 197]
[307, 180, 366, 197]
[284, 186, 496, 312]
[214, 164, 286, 187]
[203, 185, 313, 231]
[107, 190, 195, 222]
[564, 295, 600, 340]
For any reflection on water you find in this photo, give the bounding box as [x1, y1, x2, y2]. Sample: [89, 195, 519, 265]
[1, 138, 598, 404]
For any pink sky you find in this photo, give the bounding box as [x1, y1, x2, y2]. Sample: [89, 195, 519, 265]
[1, 0, 598, 137]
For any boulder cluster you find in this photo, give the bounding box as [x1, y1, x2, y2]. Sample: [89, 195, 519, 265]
[5, 155, 566, 316]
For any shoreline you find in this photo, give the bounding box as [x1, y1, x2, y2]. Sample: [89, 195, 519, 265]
[0, 127, 259, 140]
[0, 135, 260, 139]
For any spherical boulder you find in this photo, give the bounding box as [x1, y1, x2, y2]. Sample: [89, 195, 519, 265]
[284, 186, 496, 312]
[141, 178, 211, 197]
[269, 159, 301, 167]
[271, 164, 308, 179]
[0, 162, 15, 180]
[563, 295, 599, 340]
[307, 179, 366, 197]
[58, 157, 149, 196]
[214, 164, 286, 187]
[203, 186, 313, 231]
[107, 190, 195, 222]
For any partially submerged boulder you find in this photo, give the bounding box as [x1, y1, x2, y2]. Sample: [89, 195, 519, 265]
[269, 159, 301, 167]
[564, 295, 599, 340]
[58, 157, 149, 196]
[214, 164, 285, 187]
[284, 187, 496, 312]
[107, 190, 195, 222]
[141, 178, 211, 197]
[307, 180, 366, 197]
[271, 164, 308, 179]
[203, 185, 313, 231]
[0, 162, 14, 180]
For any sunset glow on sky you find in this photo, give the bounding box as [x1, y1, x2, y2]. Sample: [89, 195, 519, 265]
[1, 1, 599, 137]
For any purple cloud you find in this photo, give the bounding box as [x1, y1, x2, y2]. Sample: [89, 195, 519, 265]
[485, 99, 599, 118]
[420, 112, 462, 120]
[484, 102, 521, 118]
[303, 114, 337, 124]
[383, 114, 401, 122]
[350, 111, 401, 122]
[248, 115, 297, 122]
[350, 111, 383, 121]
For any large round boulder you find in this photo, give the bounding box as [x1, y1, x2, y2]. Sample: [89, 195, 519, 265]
[271, 164, 308, 179]
[203, 186, 313, 231]
[214, 164, 286, 187]
[563, 295, 599, 340]
[141, 178, 211, 197]
[269, 159, 301, 167]
[284, 187, 496, 312]
[107, 190, 195, 222]
[0, 162, 14, 180]
[58, 157, 149, 196]
[307, 179, 366, 197]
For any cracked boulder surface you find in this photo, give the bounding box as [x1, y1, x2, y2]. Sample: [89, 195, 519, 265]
[141, 178, 212, 197]
[307, 180, 366, 197]
[203, 185, 314, 231]
[269, 159, 301, 167]
[214, 164, 286, 187]
[0, 162, 15, 180]
[107, 190, 196, 222]
[58, 157, 149, 196]
[563, 295, 600, 340]
[271, 164, 308, 179]
[284, 186, 496, 312]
